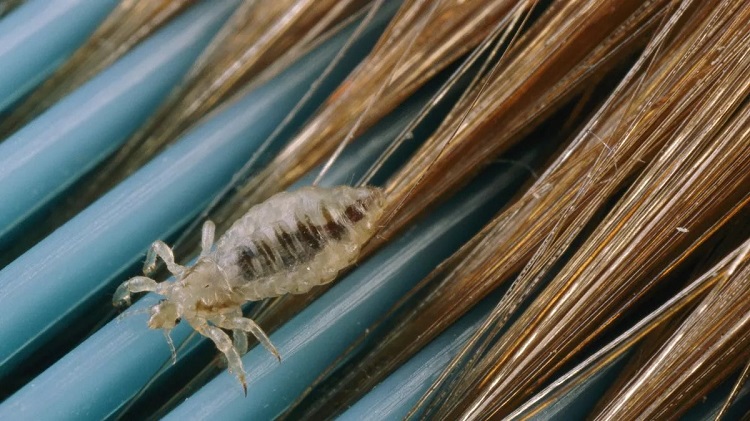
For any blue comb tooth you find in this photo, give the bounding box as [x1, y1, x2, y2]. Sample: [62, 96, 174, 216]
[0, 0, 120, 113]
[0, 0, 240, 249]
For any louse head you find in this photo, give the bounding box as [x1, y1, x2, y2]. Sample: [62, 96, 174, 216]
[147, 299, 180, 330]
[119, 257, 226, 332]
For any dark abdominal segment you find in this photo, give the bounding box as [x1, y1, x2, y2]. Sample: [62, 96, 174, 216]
[322, 207, 346, 240]
[237, 241, 274, 278]
[236, 203, 367, 281]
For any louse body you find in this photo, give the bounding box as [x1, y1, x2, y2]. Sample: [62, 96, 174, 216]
[114, 185, 384, 392]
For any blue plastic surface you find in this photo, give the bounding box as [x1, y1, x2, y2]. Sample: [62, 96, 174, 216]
[0, 0, 119, 112]
[0, 2, 398, 385]
[338, 299, 492, 421]
[0, 0, 240, 248]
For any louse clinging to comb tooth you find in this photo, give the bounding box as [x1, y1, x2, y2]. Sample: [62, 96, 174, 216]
[113, 185, 385, 394]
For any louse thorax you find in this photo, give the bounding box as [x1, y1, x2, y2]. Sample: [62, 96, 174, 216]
[176, 257, 243, 316]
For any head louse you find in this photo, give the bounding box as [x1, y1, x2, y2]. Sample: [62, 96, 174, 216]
[113, 185, 385, 391]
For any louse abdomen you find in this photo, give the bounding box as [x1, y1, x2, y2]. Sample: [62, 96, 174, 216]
[224, 186, 384, 299]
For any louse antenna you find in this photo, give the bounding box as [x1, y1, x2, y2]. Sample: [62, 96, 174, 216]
[170, 0, 383, 253]
[356, 4, 519, 187]
[312, 0, 443, 187]
[163, 330, 178, 364]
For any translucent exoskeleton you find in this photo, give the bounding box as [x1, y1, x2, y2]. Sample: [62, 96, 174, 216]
[113, 185, 384, 393]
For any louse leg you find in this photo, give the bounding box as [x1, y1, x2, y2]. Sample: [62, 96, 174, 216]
[143, 240, 185, 277]
[217, 316, 281, 362]
[200, 220, 216, 258]
[227, 309, 247, 355]
[194, 322, 248, 394]
[113, 276, 158, 307]
[233, 329, 248, 355]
